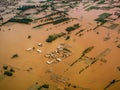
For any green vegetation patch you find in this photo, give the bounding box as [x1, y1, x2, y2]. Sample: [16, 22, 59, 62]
[114, 5, 120, 8]
[33, 18, 70, 28]
[86, 6, 100, 11]
[0, 21, 9, 27]
[66, 23, 80, 32]
[117, 44, 120, 48]
[95, 18, 107, 25]
[97, 0, 105, 4]
[101, 6, 113, 10]
[66, 36, 70, 40]
[11, 54, 19, 59]
[104, 79, 120, 90]
[53, 18, 70, 24]
[75, 29, 85, 35]
[17, 6, 36, 11]
[63, 48, 71, 53]
[95, 13, 111, 25]
[3, 65, 8, 70]
[2, 65, 15, 77]
[83, 4, 91, 9]
[4, 71, 13, 76]
[114, 12, 120, 17]
[46, 32, 66, 43]
[70, 46, 94, 67]
[82, 46, 94, 56]
[8, 18, 33, 24]
[101, 5, 120, 10]
[37, 84, 49, 90]
[41, 5, 49, 9]
[99, 13, 112, 19]
[10, 68, 15, 72]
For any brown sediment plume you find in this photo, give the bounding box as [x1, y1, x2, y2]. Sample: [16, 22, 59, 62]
[0, 0, 120, 90]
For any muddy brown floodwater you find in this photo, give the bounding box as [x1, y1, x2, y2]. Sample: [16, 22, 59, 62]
[0, 1, 120, 90]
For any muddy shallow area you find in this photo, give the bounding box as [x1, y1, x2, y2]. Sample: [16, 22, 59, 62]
[0, 1, 120, 90]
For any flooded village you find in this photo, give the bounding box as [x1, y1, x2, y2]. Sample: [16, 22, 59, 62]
[0, 0, 120, 90]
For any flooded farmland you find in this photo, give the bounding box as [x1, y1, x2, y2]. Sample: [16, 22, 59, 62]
[0, 0, 120, 90]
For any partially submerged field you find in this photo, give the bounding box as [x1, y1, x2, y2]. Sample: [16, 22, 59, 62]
[0, 0, 120, 90]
